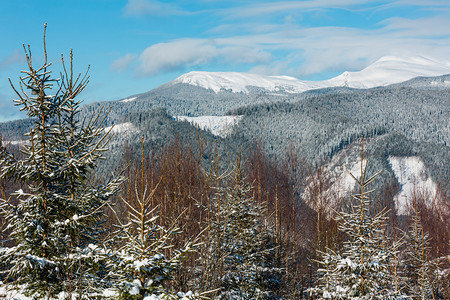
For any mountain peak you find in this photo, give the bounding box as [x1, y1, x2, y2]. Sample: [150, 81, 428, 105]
[326, 55, 450, 89]
[173, 71, 312, 93]
[168, 55, 450, 94]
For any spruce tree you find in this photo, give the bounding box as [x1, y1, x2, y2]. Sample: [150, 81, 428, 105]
[0, 25, 122, 297]
[206, 155, 282, 299]
[310, 137, 405, 299]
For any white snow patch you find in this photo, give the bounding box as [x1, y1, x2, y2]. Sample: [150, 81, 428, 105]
[0, 284, 33, 300]
[388, 156, 437, 215]
[104, 122, 137, 134]
[175, 115, 243, 137]
[1, 140, 28, 146]
[335, 160, 365, 199]
[0, 283, 119, 299]
[171, 56, 450, 94]
[121, 96, 137, 103]
[102, 289, 118, 297]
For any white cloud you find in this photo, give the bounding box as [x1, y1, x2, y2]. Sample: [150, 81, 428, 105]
[137, 39, 217, 76]
[136, 39, 272, 76]
[111, 53, 137, 72]
[126, 1, 450, 79]
[218, 46, 272, 64]
[380, 16, 450, 37]
[212, 12, 450, 78]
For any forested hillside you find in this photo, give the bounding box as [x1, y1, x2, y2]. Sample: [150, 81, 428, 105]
[0, 34, 449, 298]
[229, 85, 449, 191]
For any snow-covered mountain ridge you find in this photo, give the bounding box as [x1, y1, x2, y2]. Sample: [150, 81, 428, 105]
[171, 56, 450, 93]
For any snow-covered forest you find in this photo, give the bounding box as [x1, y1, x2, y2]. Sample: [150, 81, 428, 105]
[1, 32, 449, 300]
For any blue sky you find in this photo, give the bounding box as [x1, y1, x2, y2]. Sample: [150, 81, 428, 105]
[0, 0, 449, 121]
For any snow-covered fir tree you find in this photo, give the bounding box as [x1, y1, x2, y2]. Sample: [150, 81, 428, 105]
[310, 138, 405, 299]
[206, 155, 283, 299]
[0, 26, 122, 297]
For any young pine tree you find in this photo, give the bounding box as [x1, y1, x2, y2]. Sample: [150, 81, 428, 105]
[310, 137, 405, 299]
[0, 26, 122, 297]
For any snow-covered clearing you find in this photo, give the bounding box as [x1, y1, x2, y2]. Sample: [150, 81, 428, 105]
[120, 96, 137, 103]
[104, 122, 137, 134]
[388, 156, 437, 215]
[175, 115, 243, 138]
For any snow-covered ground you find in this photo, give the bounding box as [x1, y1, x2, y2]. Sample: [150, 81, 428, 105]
[0, 283, 197, 300]
[175, 115, 243, 138]
[0, 285, 32, 300]
[171, 55, 450, 94]
[388, 156, 437, 215]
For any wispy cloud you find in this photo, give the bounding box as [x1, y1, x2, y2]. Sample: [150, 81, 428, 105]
[221, 0, 449, 19]
[0, 48, 25, 71]
[0, 92, 24, 122]
[123, 0, 191, 17]
[125, 0, 450, 79]
[111, 53, 137, 72]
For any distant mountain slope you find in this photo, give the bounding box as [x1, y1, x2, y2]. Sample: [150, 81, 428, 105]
[1, 62, 449, 200]
[230, 85, 449, 192]
[389, 74, 450, 89]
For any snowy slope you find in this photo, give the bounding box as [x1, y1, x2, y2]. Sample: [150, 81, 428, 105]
[326, 56, 450, 89]
[388, 156, 437, 215]
[170, 56, 450, 94]
[173, 71, 327, 93]
[302, 142, 365, 214]
[175, 115, 243, 137]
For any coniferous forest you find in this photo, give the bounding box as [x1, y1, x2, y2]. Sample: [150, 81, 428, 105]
[0, 30, 449, 300]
